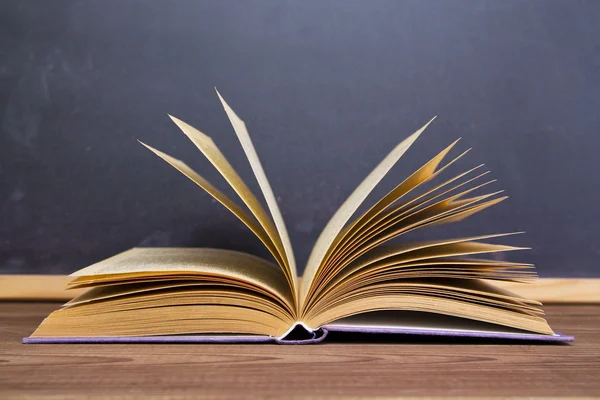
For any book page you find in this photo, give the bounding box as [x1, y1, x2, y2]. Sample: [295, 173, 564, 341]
[326, 183, 504, 274]
[66, 280, 277, 307]
[305, 293, 554, 335]
[323, 140, 462, 271]
[301, 157, 510, 312]
[326, 167, 490, 269]
[138, 142, 282, 267]
[320, 274, 540, 315]
[341, 234, 528, 278]
[65, 283, 295, 326]
[216, 90, 297, 298]
[308, 234, 531, 313]
[301, 117, 436, 306]
[33, 303, 291, 338]
[70, 247, 295, 312]
[315, 161, 497, 296]
[166, 115, 294, 291]
[325, 192, 508, 277]
[325, 310, 543, 335]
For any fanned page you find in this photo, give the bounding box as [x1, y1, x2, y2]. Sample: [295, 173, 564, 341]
[215, 90, 297, 298]
[140, 92, 297, 307]
[298, 117, 557, 337]
[138, 143, 282, 266]
[301, 117, 437, 305]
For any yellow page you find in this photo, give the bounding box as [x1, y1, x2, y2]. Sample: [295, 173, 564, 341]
[323, 139, 462, 271]
[166, 115, 292, 289]
[138, 142, 282, 267]
[327, 165, 488, 268]
[333, 194, 509, 272]
[327, 181, 502, 271]
[216, 90, 297, 297]
[307, 233, 527, 311]
[70, 247, 294, 311]
[301, 117, 436, 304]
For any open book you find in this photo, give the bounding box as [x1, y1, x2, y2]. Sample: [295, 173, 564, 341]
[25, 91, 571, 344]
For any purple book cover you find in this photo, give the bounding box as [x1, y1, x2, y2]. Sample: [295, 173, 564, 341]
[23, 326, 573, 345]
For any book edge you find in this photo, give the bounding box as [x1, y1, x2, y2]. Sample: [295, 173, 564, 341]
[22, 326, 573, 345]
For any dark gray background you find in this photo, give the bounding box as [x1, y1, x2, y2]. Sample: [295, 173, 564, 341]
[1, 0, 598, 277]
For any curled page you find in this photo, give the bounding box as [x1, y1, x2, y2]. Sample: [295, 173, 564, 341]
[327, 182, 505, 273]
[301, 118, 436, 306]
[167, 115, 297, 298]
[343, 233, 529, 274]
[326, 166, 489, 270]
[330, 193, 510, 274]
[68, 247, 295, 314]
[140, 142, 279, 260]
[322, 144, 471, 275]
[138, 142, 284, 270]
[326, 140, 462, 266]
[308, 232, 531, 313]
[216, 90, 297, 298]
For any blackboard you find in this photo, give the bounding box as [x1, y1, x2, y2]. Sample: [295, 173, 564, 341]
[1, 0, 598, 277]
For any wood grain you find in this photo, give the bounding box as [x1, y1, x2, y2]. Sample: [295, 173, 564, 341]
[2, 275, 600, 303]
[0, 302, 598, 398]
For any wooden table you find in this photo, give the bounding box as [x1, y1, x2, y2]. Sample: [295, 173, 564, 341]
[1, 303, 598, 398]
